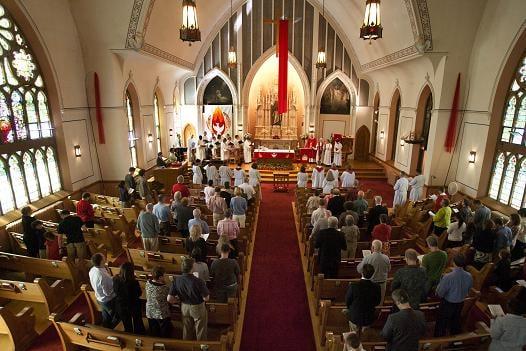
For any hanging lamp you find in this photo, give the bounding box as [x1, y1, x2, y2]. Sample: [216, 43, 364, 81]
[227, 0, 237, 68]
[360, 0, 382, 41]
[316, 0, 327, 69]
[180, 0, 201, 45]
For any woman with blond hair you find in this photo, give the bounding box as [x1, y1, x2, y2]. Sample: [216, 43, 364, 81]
[186, 224, 207, 262]
[216, 233, 235, 258]
[322, 170, 337, 194]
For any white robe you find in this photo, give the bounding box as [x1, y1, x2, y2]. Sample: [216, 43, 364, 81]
[330, 169, 339, 187]
[221, 142, 229, 161]
[248, 169, 261, 187]
[340, 171, 355, 188]
[192, 165, 203, 184]
[322, 179, 337, 194]
[206, 165, 219, 186]
[196, 140, 206, 161]
[243, 140, 252, 163]
[297, 172, 308, 188]
[323, 143, 332, 165]
[333, 142, 343, 166]
[315, 143, 324, 163]
[393, 177, 410, 207]
[311, 168, 325, 189]
[233, 169, 245, 186]
[204, 185, 215, 205]
[409, 174, 426, 202]
[218, 166, 233, 186]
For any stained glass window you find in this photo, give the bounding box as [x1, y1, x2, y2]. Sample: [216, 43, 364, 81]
[489, 53, 526, 208]
[154, 94, 162, 153]
[126, 91, 138, 167]
[35, 148, 50, 197]
[46, 147, 60, 193]
[0, 159, 14, 213]
[8, 154, 27, 207]
[23, 151, 39, 201]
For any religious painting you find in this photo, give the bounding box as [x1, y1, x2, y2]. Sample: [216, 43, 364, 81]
[270, 100, 282, 126]
[320, 78, 351, 114]
[203, 76, 233, 105]
[204, 105, 232, 136]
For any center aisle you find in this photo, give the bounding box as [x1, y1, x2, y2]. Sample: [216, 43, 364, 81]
[240, 184, 316, 351]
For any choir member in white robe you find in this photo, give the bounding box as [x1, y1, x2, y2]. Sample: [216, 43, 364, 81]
[333, 141, 343, 166]
[249, 163, 262, 200]
[329, 165, 340, 187]
[206, 163, 220, 186]
[192, 160, 203, 184]
[322, 169, 338, 194]
[409, 172, 426, 202]
[323, 141, 333, 166]
[311, 163, 325, 189]
[218, 163, 233, 187]
[221, 138, 229, 161]
[196, 135, 206, 161]
[233, 164, 245, 186]
[393, 172, 409, 207]
[187, 135, 196, 162]
[340, 167, 356, 188]
[315, 139, 324, 163]
[243, 139, 252, 163]
[297, 166, 308, 188]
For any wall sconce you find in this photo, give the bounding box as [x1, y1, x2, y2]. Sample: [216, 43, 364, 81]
[379, 131, 384, 139]
[169, 128, 173, 137]
[400, 139, 405, 147]
[469, 151, 476, 163]
[147, 133, 153, 143]
[74, 145, 81, 157]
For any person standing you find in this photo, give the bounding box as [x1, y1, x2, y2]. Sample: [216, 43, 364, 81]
[113, 262, 145, 334]
[57, 210, 86, 261]
[217, 209, 240, 256]
[196, 135, 206, 161]
[432, 199, 452, 235]
[315, 217, 347, 278]
[322, 170, 337, 194]
[409, 171, 425, 202]
[203, 180, 216, 205]
[341, 216, 360, 259]
[137, 169, 153, 203]
[327, 188, 345, 218]
[495, 217, 513, 252]
[357, 240, 391, 304]
[233, 163, 245, 187]
[239, 177, 256, 202]
[381, 289, 426, 351]
[208, 187, 228, 226]
[205, 162, 220, 186]
[446, 216, 466, 248]
[30, 221, 47, 258]
[391, 249, 428, 309]
[353, 191, 369, 218]
[76, 192, 95, 228]
[311, 198, 331, 226]
[124, 167, 136, 195]
[192, 159, 203, 185]
[21, 206, 38, 257]
[145, 266, 171, 337]
[156, 152, 167, 168]
[367, 196, 388, 235]
[174, 197, 194, 237]
[171, 175, 190, 198]
[89, 253, 119, 328]
[333, 140, 343, 166]
[372, 214, 392, 253]
[231, 188, 248, 228]
[311, 162, 325, 189]
[136, 203, 160, 251]
[345, 263, 381, 334]
[340, 167, 356, 188]
[297, 165, 308, 188]
[210, 244, 241, 302]
[315, 138, 324, 163]
[422, 235, 448, 292]
[393, 172, 409, 207]
[218, 162, 233, 187]
[188, 208, 210, 234]
[118, 181, 130, 208]
[323, 140, 332, 166]
[186, 224, 207, 263]
[153, 195, 172, 236]
[248, 163, 261, 188]
[168, 257, 210, 340]
[434, 254, 473, 337]
[243, 137, 252, 163]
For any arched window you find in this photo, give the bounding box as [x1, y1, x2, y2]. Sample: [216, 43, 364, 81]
[0, 4, 61, 215]
[488, 53, 526, 208]
[153, 93, 162, 152]
[126, 91, 138, 167]
[391, 96, 401, 161]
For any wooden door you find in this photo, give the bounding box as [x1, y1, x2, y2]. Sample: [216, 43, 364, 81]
[183, 124, 196, 147]
[355, 125, 370, 161]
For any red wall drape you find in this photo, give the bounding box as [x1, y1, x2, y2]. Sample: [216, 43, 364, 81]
[278, 19, 289, 115]
[94, 72, 105, 144]
[444, 73, 461, 152]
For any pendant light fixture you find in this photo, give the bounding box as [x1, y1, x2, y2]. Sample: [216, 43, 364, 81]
[180, 0, 201, 45]
[360, 0, 382, 41]
[227, 0, 237, 69]
[316, 0, 327, 69]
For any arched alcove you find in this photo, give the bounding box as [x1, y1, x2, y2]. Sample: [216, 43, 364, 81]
[387, 89, 401, 162]
[411, 85, 433, 174]
[124, 81, 144, 168]
[153, 87, 165, 153]
[371, 92, 380, 154]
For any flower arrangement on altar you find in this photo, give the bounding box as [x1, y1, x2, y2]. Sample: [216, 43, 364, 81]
[300, 133, 309, 140]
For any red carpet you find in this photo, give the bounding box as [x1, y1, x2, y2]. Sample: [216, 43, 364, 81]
[240, 184, 316, 351]
[360, 180, 395, 207]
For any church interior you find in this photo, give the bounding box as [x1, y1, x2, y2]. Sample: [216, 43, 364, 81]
[0, 0, 525, 350]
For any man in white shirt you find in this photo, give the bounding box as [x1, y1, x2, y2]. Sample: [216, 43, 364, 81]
[203, 180, 216, 205]
[88, 253, 119, 328]
[311, 198, 331, 226]
[239, 177, 256, 202]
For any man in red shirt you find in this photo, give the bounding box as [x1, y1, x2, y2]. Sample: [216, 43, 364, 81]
[372, 214, 392, 254]
[76, 192, 95, 228]
[171, 175, 190, 198]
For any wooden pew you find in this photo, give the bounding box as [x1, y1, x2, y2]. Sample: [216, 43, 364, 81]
[466, 263, 495, 291]
[126, 248, 186, 273]
[0, 252, 87, 292]
[49, 312, 232, 351]
[0, 306, 37, 351]
[84, 227, 123, 258]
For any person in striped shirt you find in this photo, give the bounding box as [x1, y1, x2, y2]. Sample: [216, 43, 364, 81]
[217, 209, 240, 257]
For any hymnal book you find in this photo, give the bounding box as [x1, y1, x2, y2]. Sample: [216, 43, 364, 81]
[362, 250, 372, 257]
[488, 304, 505, 318]
[516, 279, 526, 288]
[192, 272, 199, 279]
[417, 254, 424, 262]
[201, 233, 210, 241]
[128, 188, 135, 194]
[453, 208, 459, 213]
[428, 211, 435, 216]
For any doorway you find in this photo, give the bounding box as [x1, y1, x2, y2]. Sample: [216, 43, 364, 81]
[183, 124, 197, 147]
[355, 126, 371, 161]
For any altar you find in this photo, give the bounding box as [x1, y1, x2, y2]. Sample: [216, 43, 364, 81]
[253, 148, 295, 170]
[255, 139, 297, 150]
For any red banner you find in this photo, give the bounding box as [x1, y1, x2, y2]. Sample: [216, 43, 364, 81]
[278, 19, 289, 115]
[444, 73, 461, 152]
[94, 72, 105, 144]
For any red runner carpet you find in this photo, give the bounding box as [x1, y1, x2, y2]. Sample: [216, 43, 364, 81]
[240, 184, 316, 351]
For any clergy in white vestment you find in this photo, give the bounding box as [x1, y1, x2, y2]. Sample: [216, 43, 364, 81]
[233, 164, 245, 186]
[322, 169, 338, 194]
[340, 167, 356, 188]
[409, 172, 426, 202]
[192, 160, 203, 184]
[323, 141, 333, 166]
[221, 138, 230, 161]
[311, 162, 325, 189]
[248, 163, 261, 187]
[333, 141, 343, 166]
[206, 163, 220, 186]
[393, 172, 410, 207]
[315, 138, 324, 163]
[243, 138, 252, 163]
[329, 164, 340, 187]
[196, 135, 206, 161]
[218, 162, 233, 187]
[297, 165, 308, 188]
